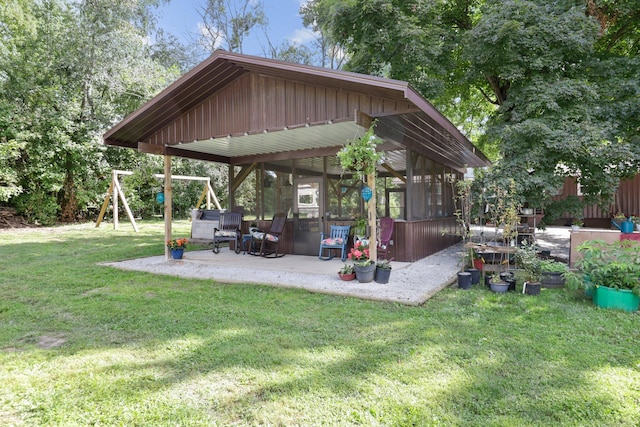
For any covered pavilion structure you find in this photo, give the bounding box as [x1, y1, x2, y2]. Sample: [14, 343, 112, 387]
[104, 50, 490, 261]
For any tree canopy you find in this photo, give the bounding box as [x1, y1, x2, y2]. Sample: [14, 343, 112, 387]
[310, 0, 640, 222]
[0, 0, 194, 223]
[2, 0, 639, 225]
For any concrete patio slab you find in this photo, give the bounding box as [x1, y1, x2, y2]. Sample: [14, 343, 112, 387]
[102, 226, 570, 306]
[103, 245, 461, 306]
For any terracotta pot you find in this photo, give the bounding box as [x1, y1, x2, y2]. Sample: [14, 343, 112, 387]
[338, 272, 356, 281]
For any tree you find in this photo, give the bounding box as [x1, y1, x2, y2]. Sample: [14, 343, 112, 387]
[310, 0, 640, 222]
[0, 0, 180, 223]
[197, 0, 266, 54]
[299, 0, 346, 69]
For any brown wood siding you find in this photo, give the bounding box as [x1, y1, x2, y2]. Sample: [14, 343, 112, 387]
[241, 218, 459, 261]
[395, 218, 460, 262]
[554, 175, 640, 225]
[616, 175, 640, 217]
[242, 219, 295, 255]
[145, 72, 416, 147]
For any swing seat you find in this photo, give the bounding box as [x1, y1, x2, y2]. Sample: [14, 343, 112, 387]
[191, 209, 222, 242]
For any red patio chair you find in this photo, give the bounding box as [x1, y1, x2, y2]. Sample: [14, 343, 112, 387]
[377, 217, 394, 260]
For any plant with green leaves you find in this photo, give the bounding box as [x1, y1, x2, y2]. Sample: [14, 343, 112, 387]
[376, 259, 392, 270]
[337, 121, 384, 179]
[339, 263, 354, 275]
[515, 241, 541, 284]
[351, 215, 368, 237]
[539, 259, 568, 274]
[565, 239, 640, 295]
[441, 173, 476, 270]
[591, 262, 640, 296]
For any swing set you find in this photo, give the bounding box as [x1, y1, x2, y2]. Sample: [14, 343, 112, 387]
[95, 170, 221, 232]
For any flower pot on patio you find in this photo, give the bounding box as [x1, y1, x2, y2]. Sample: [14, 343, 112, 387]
[171, 248, 184, 259]
[354, 263, 376, 283]
[339, 272, 356, 281]
[375, 267, 391, 284]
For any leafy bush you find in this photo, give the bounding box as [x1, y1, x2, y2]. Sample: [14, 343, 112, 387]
[566, 240, 640, 295]
[14, 190, 59, 225]
[591, 262, 640, 295]
[515, 242, 541, 283]
[539, 259, 569, 273]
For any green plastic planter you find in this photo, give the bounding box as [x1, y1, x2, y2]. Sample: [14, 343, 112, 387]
[593, 285, 640, 312]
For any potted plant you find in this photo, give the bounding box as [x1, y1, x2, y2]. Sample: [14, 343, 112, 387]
[571, 218, 583, 230]
[351, 216, 368, 240]
[348, 240, 375, 283]
[444, 175, 477, 289]
[338, 264, 355, 281]
[492, 202, 521, 292]
[515, 242, 542, 295]
[375, 259, 392, 284]
[337, 121, 384, 180]
[565, 239, 640, 311]
[167, 238, 189, 259]
[539, 259, 569, 288]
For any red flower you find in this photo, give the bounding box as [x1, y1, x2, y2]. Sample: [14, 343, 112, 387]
[348, 240, 370, 262]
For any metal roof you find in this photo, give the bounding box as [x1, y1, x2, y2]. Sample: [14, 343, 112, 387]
[104, 50, 490, 171]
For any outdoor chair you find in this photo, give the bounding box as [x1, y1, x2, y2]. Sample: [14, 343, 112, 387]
[213, 211, 242, 254]
[250, 212, 287, 258]
[318, 225, 351, 261]
[377, 217, 394, 260]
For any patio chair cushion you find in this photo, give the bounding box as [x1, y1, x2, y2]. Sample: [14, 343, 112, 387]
[252, 231, 279, 243]
[320, 237, 344, 246]
[215, 230, 238, 238]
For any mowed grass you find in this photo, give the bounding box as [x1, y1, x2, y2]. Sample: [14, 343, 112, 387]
[1, 221, 639, 426]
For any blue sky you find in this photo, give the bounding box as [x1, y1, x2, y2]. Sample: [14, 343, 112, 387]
[156, 0, 313, 56]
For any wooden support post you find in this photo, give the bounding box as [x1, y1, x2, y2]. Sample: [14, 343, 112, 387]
[95, 180, 113, 228]
[368, 172, 377, 261]
[195, 187, 209, 210]
[164, 155, 172, 260]
[207, 180, 221, 210]
[113, 175, 139, 232]
[113, 171, 119, 230]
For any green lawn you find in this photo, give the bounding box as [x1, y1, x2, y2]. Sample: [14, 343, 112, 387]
[1, 221, 638, 426]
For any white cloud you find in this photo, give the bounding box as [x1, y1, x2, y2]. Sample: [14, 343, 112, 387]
[197, 22, 225, 50]
[289, 28, 316, 46]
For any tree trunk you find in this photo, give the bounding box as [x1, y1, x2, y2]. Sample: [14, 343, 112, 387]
[60, 154, 77, 222]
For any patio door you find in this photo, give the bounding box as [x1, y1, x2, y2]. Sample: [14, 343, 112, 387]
[293, 178, 324, 256]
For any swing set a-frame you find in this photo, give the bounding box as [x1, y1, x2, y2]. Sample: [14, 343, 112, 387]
[95, 169, 221, 232]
